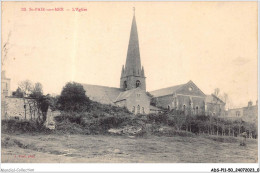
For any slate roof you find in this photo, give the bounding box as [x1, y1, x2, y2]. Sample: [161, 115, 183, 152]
[149, 84, 185, 97]
[205, 94, 225, 104]
[124, 15, 142, 77]
[150, 105, 162, 111]
[114, 88, 141, 103]
[82, 84, 123, 105]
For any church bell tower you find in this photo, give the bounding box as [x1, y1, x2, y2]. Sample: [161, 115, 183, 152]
[120, 8, 146, 91]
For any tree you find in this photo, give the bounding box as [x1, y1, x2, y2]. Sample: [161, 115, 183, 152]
[172, 113, 186, 131]
[18, 80, 34, 119]
[214, 88, 220, 97]
[30, 82, 43, 98]
[18, 80, 33, 97]
[36, 95, 50, 125]
[58, 82, 91, 112]
[12, 87, 24, 98]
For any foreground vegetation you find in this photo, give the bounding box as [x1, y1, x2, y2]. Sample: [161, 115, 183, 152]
[2, 104, 257, 139]
[6, 82, 257, 139]
[2, 82, 258, 163]
[1, 133, 257, 163]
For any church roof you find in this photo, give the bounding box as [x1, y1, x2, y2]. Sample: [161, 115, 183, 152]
[149, 84, 185, 97]
[82, 83, 123, 105]
[114, 87, 142, 103]
[124, 13, 142, 77]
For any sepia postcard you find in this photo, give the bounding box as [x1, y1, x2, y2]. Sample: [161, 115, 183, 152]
[1, 1, 259, 172]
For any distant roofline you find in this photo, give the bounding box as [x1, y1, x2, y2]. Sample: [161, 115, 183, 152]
[149, 83, 184, 93]
[149, 80, 208, 98]
[228, 104, 257, 111]
[114, 99, 126, 103]
[81, 83, 121, 90]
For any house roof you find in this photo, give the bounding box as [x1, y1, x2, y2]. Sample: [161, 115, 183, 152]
[150, 105, 162, 111]
[82, 83, 123, 105]
[149, 84, 185, 97]
[114, 88, 141, 103]
[205, 94, 225, 104]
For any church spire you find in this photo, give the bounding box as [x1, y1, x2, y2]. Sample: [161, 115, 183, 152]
[120, 8, 146, 91]
[124, 8, 142, 77]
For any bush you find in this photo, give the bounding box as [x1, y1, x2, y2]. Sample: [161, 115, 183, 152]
[2, 119, 50, 134]
[54, 107, 134, 134]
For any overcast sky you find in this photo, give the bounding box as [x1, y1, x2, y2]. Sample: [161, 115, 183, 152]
[2, 1, 258, 108]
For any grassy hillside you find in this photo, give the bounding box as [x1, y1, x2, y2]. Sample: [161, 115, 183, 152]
[1, 133, 257, 163]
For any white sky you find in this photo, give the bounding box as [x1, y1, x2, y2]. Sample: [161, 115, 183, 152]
[2, 1, 258, 108]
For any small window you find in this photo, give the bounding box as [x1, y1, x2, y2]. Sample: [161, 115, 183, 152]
[137, 105, 140, 114]
[168, 105, 171, 110]
[189, 87, 193, 91]
[183, 104, 186, 111]
[136, 80, 141, 88]
[132, 106, 135, 113]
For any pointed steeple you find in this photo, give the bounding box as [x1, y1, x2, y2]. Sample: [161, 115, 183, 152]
[120, 8, 146, 91]
[125, 9, 142, 77]
[141, 66, 145, 77]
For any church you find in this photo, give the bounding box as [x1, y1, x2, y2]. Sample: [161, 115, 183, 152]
[82, 10, 225, 115]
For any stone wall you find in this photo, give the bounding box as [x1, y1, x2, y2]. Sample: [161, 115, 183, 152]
[226, 105, 257, 123]
[1, 97, 39, 120]
[155, 95, 173, 109]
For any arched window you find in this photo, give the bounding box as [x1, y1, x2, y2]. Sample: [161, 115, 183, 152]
[137, 105, 140, 114]
[136, 80, 141, 88]
[196, 106, 199, 115]
[132, 106, 135, 113]
[123, 81, 127, 89]
[168, 105, 171, 110]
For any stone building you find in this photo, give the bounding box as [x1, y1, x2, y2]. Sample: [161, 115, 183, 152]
[149, 81, 226, 116]
[1, 71, 11, 98]
[81, 10, 151, 114]
[205, 94, 226, 116]
[80, 10, 228, 116]
[114, 88, 150, 114]
[150, 80, 206, 115]
[226, 101, 258, 123]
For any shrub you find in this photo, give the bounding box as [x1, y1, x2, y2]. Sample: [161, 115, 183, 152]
[2, 119, 50, 134]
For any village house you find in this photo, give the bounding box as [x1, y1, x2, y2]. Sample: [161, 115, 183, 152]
[226, 101, 258, 124]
